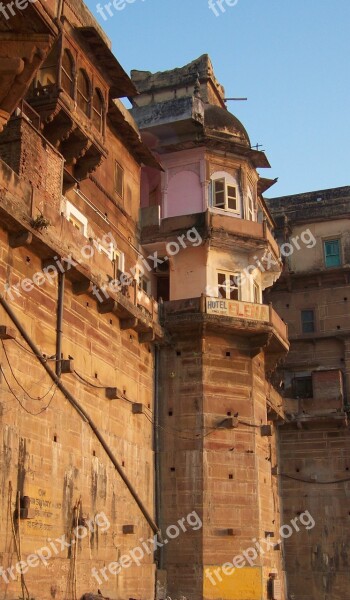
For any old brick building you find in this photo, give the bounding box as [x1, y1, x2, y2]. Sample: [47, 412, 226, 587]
[266, 187, 350, 600]
[3, 2, 347, 600]
[0, 2, 162, 600]
[131, 56, 289, 600]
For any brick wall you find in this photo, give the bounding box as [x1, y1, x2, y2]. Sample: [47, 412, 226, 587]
[0, 223, 156, 600]
[159, 328, 286, 600]
[279, 423, 350, 599]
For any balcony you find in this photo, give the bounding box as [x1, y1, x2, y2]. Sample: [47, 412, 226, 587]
[0, 32, 53, 134]
[0, 158, 163, 343]
[161, 295, 289, 366]
[27, 83, 107, 179]
[141, 208, 280, 267]
[283, 369, 348, 424]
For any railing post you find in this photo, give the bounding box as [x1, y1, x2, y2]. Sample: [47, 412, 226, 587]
[263, 218, 267, 240]
[133, 279, 137, 306]
[200, 293, 206, 313]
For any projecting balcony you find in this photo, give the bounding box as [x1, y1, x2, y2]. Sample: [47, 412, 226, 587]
[141, 208, 280, 267]
[161, 295, 289, 367]
[0, 157, 162, 343]
[27, 82, 107, 179]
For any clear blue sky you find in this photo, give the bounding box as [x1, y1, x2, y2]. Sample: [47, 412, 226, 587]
[85, 0, 350, 197]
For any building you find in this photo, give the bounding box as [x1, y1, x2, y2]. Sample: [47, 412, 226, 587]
[266, 187, 350, 600]
[131, 55, 290, 600]
[0, 2, 162, 600]
[2, 2, 337, 598]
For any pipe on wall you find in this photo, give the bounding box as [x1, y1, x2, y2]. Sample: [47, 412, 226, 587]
[56, 272, 65, 377]
[0, 293, 160, 536]
[154, 344, 164, 568]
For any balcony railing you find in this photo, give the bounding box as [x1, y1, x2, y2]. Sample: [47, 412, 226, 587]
[161, 295, 289, 350]
[204, 296, 288, 342]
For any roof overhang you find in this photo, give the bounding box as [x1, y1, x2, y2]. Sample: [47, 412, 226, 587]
[77, 27, 137, 98]
[258, 177, 278, 195]
[108, 100, 162, 170]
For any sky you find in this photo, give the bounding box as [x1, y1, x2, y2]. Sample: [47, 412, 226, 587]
[85, 0, 350, 198]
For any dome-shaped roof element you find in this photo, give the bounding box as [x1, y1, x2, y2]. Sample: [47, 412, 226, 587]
[204, 104, 250, 147]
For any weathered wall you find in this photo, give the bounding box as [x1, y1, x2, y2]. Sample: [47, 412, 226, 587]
[279, 422, 350, 599]
[0, 75, 157, 600]
[158, 325, 286, 600]
[267, 186, 350, 600]
[0, 224, 156, 600]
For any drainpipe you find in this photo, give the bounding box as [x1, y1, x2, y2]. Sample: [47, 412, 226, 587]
[0, 293, 160, 536]
[56, 271, 65, 377]
[154, 344, 163, 568]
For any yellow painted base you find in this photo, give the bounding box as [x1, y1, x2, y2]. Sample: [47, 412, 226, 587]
[204, 566, 262, 600]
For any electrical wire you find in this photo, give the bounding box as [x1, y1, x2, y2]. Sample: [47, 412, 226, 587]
[142, 410, 218, 441]
[13, 338, 59, 361]
[73, 370, 134, 406]
[10, 340, 253, 438]
[281, 473, 350, 485]
[73, 368, 251, 440]
[238, 419, 261, 428]
[73, 369, 107, 389]
[1, 340, 56, 400]
[0, 364, 58, 415]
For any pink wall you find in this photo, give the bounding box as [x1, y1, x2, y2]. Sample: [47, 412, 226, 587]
[166, 170, 203, 217]
[141, 167, 162, 208]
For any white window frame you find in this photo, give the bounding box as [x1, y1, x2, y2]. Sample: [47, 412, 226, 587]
[63, 199, 88, 237]
[253, 280, 261, 304]
[98, 241, 114, 261]
[113, 248, 125, 274]
[217, 271, 240, 300]
[212, 178, 239, 213]
[246, 187, 256, 221]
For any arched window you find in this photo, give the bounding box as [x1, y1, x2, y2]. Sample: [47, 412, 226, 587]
[61, 49, 74, 98]
[77, 69, 90, 116]
[210, 171, 240, 214]
[92, 88, 104, 133]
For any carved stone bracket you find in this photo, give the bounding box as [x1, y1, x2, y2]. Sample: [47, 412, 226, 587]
[0, 34, 53, 132]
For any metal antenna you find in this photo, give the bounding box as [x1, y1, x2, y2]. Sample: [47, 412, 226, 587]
[224, 97, 248, 102]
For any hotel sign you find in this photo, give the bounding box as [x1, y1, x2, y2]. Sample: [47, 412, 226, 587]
[206, 298, 269, 322]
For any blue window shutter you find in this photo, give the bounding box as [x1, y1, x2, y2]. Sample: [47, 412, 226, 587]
[324, 240, 341, 268]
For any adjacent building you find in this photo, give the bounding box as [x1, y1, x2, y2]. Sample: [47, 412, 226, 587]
[266, 187, 350, 600]
[0, 2, 161, 600]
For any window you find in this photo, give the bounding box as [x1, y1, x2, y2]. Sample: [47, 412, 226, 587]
[64, 200, 88, 237]
[247, 188, 255, 221]
[324, 239, 341, 268]
[77, 69, 90, 116]
[212, 178, 238, 212]
[92, 88, 104, 133]
[292, 376, 313, 399]
[217, 272, 240, 300]
[61, 49, 74, 98]
[35, 44, 59, 90]
[301, 309, 315, 334]
[253, 281, 260, 304]
[115, 162, 124, 198]
[139, 275, 151, 295]
[98, 241, 114, 261]
[113, 249, 125, 277]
